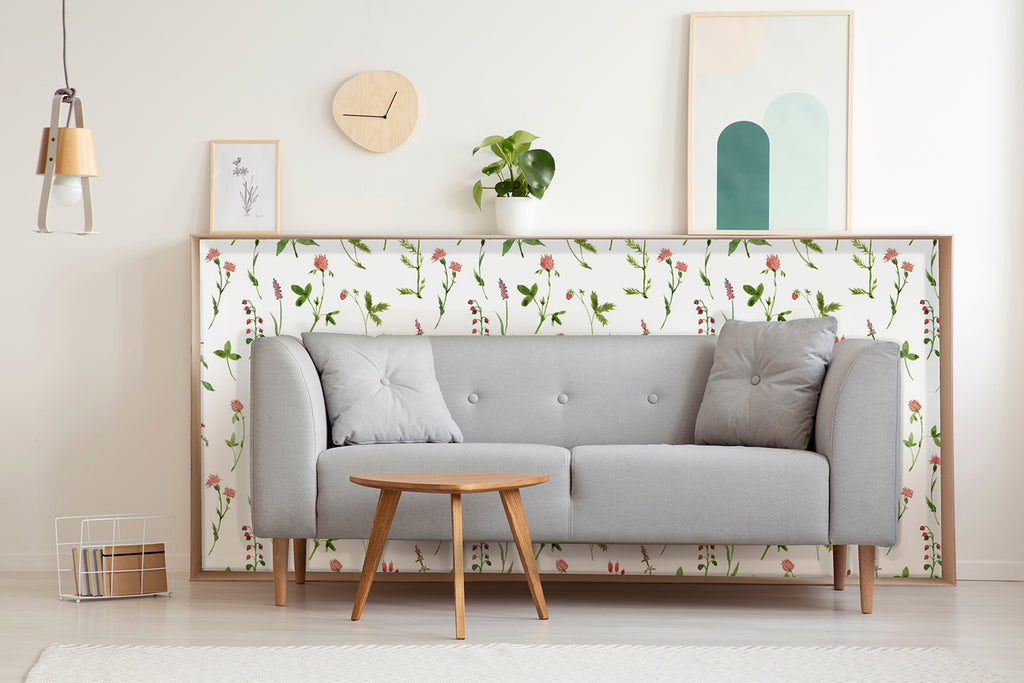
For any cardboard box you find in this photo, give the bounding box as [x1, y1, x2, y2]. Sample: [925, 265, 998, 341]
[101, 543, 168, 596]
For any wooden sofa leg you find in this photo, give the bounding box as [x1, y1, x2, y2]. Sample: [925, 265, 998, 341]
[273, 538, 288, 606]
[833, 544, 847, 590]
[858, 545, 875, 614]
[293, 538, 307, 585]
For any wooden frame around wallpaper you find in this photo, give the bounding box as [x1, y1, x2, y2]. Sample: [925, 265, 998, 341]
[189, 234, 954, 587]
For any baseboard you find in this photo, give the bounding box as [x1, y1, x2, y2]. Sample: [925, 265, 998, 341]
[956, 561, 1024, 582]
[0, 552, 190, 574]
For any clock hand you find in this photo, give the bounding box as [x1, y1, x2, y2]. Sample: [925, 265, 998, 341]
[382, 91, 397, 119]
[343, 113, 385, 118]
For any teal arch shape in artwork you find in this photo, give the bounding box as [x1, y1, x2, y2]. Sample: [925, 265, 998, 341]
[763, 93, 829, 231]
[717, 121, 770, 230]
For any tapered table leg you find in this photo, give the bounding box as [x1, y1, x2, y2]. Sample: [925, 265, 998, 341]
[351, 489, 402, 621]
[451, 493, 465, 640]
[272, 538, 288, 606]
[858, 545, 876, 614]
[499, 488, 548, 620]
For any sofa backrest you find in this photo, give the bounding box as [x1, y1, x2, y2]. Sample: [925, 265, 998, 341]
[428, 335, 717, 448]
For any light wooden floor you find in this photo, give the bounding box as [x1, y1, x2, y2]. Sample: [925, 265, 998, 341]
[2, 572, 1021, 681]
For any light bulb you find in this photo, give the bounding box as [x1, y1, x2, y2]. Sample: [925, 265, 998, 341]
[52, 174, 83, 206]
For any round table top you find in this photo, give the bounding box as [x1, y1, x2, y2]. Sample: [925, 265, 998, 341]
[349, 472, 549, 494]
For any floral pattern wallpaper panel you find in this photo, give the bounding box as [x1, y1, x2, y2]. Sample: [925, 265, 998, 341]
[195, 236, 946, 580]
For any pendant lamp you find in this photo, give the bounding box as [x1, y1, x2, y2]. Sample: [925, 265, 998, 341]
[37, 0, 97, 235]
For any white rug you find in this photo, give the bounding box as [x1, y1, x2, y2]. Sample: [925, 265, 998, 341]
[26, 642, 1004, 682]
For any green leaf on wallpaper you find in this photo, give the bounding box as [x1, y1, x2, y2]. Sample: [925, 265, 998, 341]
[474, 271, 485, 288]
[501, 240, 515, 256]
[926, 271, 937, 287]
[901, 567, 910, 578]
[202, 381, 214, 392]
[297, 239, 319, 247]
[700, 270, 711, 287]
[551, 310, 564, 326]
[931, 425, 941, 446]
[900, 341, 919, 362]
[575, 239, 597, 254]
[324, 311, 339, 326]
[743, 283, 764, 307]
[801, 239, 824, 254]
[518, 283, 538, 306]
[728, 240, 740, 256]
[775, 310, 791, 321]
[349, 239, 371, 254]
[276, 240, 288, 256]
[675, 567, 684, 575]
[248, 272, 259, 287]
[926, 498, 937, 513]
[292, 283, 312, 306]
[749, 239, 770, 247]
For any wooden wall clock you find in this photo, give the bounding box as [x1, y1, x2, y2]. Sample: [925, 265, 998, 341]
[331, 70, 418, 153]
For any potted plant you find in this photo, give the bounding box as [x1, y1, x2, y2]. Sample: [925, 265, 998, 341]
[472, 130, 555, 234]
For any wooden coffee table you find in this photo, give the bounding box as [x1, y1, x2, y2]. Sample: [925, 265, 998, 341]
[349, 472, 550, 639]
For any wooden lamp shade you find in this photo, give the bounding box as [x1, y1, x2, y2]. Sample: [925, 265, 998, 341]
[36, 126, 98, 177]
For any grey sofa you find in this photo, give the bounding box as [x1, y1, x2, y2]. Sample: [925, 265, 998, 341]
[251, 329, 899, 614]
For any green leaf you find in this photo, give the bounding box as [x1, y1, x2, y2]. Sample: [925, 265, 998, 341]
[276, 240, 288, 256]
[742, 284, 757, 295]
[349, 239, 371, 254]
[675, 567, 684, 576]
[473, 135, 505, 155]
[727, 240, 740, 256]
[576, 239, 597, 254]
[522, 239, 545, 246]
[926, 271, 937, 287]
[501, 239, 515, 256]
[749, 239, 770, 247]
[296, 239, 319, 246]
[202, 381, 214, 391]
[510, 130, 538, 147]
[472, 180, 484, 210]
[521, 149, 555, 198]
[623, 288, 642, 296]
[248, 272, 259, 287]
[931, 425, 941, 446]
[481, 160, 506, 176]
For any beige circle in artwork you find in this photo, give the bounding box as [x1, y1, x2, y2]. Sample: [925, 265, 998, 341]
[694, 17, 766, 77]
[332, 70, 419, 153]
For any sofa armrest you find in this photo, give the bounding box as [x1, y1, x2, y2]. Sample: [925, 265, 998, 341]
[815, 339, 900, 546]
[250, 335, 326, 539]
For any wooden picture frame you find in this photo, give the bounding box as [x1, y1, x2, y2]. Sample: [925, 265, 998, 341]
[687, 11, 854, 235]
[209, 140, 280, 234]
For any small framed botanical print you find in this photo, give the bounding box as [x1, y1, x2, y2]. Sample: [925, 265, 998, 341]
[209, 140, 280, 234]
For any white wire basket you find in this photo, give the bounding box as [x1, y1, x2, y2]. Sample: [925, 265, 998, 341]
[55, 514, 175, 601]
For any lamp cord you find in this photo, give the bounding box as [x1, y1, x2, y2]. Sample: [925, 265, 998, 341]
[59, 0, 74, 126]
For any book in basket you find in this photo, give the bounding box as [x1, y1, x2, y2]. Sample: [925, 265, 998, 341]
[100, 543, 168, 596]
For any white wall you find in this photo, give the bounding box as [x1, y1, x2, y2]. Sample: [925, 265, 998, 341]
[1, 0, 1020, 580]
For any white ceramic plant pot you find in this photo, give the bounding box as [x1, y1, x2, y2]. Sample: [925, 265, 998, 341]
[494, 196, 537, 235]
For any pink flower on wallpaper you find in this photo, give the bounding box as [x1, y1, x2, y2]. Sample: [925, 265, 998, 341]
[657, 248, 672, 262]
[230, 399, 243, 413]
[205, 474, 220, 488]
[765, 254, 781, 271]
[272, 278, 283, 300]
[929, 455, 941, 466]
[205, 248, 220, 262]
[867, 319, 876, 336]
[498, 278, 509, 300]
[640, 319, 650, 335]
[224, 262, 236, 273]
[781, 559, 795, 573]
[608, 561, 614, 573]
[449, 261, 462, 273]
[329, 559, 343, 572]
[901, 487, 914, 498]
[884, 248, 898, 262]
[223, 487, 236, 499]
[432, 248, 446, 262]
[313, 254, 329, 271]
[724, 278, 735, 301]
[901, 261, 914, 273]
[675, 261, 687, 272]
[555, 558, 569, 573]
[908, 399, 922, 413]
[539, 254, 555, 271]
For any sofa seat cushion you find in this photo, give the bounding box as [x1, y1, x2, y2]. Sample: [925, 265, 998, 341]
[316, 443, 570, 541]
[569, 444, 829, 544]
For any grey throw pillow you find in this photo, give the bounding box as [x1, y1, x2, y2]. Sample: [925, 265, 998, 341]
[694, 317, 837, 450]
[302, 333, 463, 446]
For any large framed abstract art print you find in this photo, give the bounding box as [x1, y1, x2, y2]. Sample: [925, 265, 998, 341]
[687, 11, 853, 235]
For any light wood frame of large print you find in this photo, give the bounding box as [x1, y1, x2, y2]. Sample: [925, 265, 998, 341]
[687, 11, 854, 236]
[209, 140, 280, 235]
[190, 234, 954, 589]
